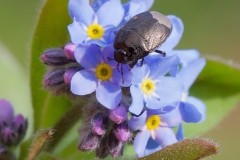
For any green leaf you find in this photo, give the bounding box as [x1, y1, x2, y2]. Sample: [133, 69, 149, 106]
[184, 59, 240, 136]
[139, 138, 219, 160]
[29, 0, 71, 131]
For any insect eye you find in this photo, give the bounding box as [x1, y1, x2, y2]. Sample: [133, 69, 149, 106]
[128, 47, 135, 54]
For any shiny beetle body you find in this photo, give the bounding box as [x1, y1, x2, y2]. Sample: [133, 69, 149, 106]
[114, 11, 172, 67]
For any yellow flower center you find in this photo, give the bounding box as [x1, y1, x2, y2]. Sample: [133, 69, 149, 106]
[95, 63, 112, 81]
[146, 115, 161, 130]
[87, 23, 104, 39]
[141, 78, 155, 95]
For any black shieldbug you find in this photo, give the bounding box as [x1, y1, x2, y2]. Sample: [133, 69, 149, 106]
[114, 11, 172, 68]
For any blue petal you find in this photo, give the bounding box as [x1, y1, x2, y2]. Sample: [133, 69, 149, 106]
[96, 81, 122, 109]
[128, 111, 147, 131]
[102, 45, 116, 66]
[96, 0, 124, 27]
[155, 127, 177, 148]
[173, 49, 200, 67]
[123, 0, 154, 20]
[68, 20, 87, 45]
[112, 67, 132, 87]
[90, 0, 110, 12]
[149, 77, 183, 108]
[145, 137, 162, 157]
[160, 107, 182, 127]
[129, 85, 144, 115]
[131, 64, 150, 84]
[68, 0, 94, 25]
[74, 44, 102, 69]
[176, 58, 206, 91]
[148, 55, 180, 78]
[71, 70, 97, 95]
[134, 130, 151, 158]
[160, 15, 184, 51]
[181, 96, 206, 123]
[176, 123, 184, 141]
[102, 27, 116, 45]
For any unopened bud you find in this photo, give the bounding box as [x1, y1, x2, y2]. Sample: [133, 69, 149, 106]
[95, 136, 109, 159]
[64, 43, 76, 60]
[64, 67, 81, 85]
[11, 114, 27, 143]
[0, 99, 14, 124]
[0, 127, 17, 146]
[113, 122, 132, 142]
[91, 113, 109, 136]
[109, 105, 127, 124]
[43, 69, 65, 88]
[78, 132, 100, 151]
[108, 132, 123, 158]
[41, 48, 74, 66]
[0, 144, 6, 154]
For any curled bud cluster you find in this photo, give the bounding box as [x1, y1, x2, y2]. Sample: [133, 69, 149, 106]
[41, 44, 81, 94]
[0, 99, 27, 154]
[78, 104, 132, 158]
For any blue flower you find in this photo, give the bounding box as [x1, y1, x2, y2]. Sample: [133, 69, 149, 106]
[145, 15, 201, 75]
[68, 0, 124, 46]
[128, 110, 179, 158]
[175, 57, 206, 140]
[123, 0, 154, 22]
[129, 58, 183, 115]
[70, 44, 132, 109]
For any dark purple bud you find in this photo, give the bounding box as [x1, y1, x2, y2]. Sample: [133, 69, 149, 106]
[109, 105, 127, 124]
[78, 132, 100, 151]
[91, 113, 109, 136]
[0, 99, 14, 125]
[11, 114, 27, 143]
[95, 136, 109, 159]
[0, 127, 17, 146]
[40, 48, 74, 66]
[0, 144, 6, 154]
[63, 67, 81, 85]
[113, 122, 132, 142]
[64, 43, 76, 60]
[108, 132, 123, 158]
[43, 69, 65, 88]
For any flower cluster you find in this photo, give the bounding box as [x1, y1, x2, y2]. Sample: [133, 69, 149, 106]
[0, 99, 28, 154]
[41, 0, 206, 158]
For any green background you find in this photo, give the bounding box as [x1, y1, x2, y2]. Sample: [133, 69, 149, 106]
[0, 0, 240, 159]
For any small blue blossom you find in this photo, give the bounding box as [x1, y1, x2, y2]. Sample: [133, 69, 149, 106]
[128, 110, 178, 158]
[68, 0, 124, 46]
[145, 15, 201, 75]
[70, 44, 132, 109]
[129, 57, 183, 115]
[175, 57, 206, 140]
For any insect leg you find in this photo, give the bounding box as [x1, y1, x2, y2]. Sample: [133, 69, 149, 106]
[155, 50, 166, 57]
[129, 60, 138, 68]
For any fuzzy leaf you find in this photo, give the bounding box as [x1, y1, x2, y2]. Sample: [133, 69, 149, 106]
[30, 0, 71, 131]
[139, 138, 219, 160]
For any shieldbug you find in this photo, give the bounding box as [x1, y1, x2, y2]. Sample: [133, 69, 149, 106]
[114, 11, 172, 68]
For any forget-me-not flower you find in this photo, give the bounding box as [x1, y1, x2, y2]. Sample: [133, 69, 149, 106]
[68, 0, 124, 46]
[128, 110, 179, 158]
[70, 44, 132, 109]
[145, 15, 201, 75]
[129, 56, 183, 115]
